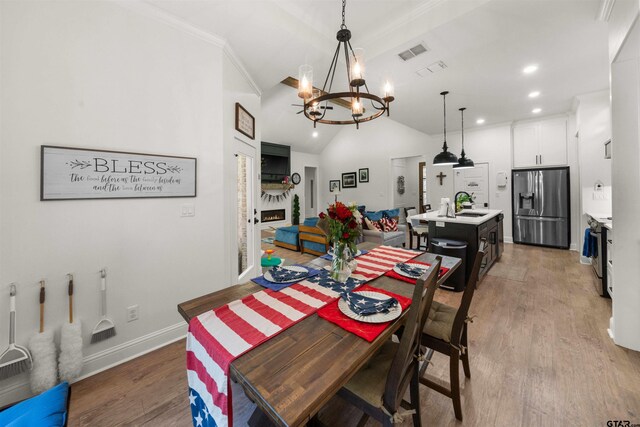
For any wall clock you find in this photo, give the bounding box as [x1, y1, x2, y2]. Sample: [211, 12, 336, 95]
[291, 173, 301, 185]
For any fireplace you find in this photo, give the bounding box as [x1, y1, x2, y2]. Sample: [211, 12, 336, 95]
[261, 209, 285, 223]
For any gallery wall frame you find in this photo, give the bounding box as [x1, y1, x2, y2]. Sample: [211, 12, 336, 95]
[235, 103, 255, 140]
[358, 168, 369, 183]
[329, 180, 341, 192]
[342, 172, 357, 188]
[40, 145, 197, 201]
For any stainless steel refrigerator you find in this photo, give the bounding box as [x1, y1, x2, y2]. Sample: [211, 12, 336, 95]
[512, 167, 570, 249]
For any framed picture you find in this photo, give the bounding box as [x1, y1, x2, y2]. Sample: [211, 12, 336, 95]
[40, 145, 197, 200]
[235, 103, 255, 140]
[358, 168, 369, 183]
[329, 180, 341, 193]
[342, 172, 357, 189]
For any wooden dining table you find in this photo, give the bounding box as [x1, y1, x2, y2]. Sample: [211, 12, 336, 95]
[177, 242, 461, 427]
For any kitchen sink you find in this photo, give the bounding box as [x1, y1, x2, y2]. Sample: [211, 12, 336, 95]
[456, 212, 487, 218]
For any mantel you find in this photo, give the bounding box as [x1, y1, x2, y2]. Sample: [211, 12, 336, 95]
[262, 183, 295, 191]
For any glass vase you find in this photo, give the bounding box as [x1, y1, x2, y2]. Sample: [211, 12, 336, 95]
[331, 242, 352, 283]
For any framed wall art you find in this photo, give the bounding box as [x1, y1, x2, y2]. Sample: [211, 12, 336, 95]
[329, 180, 341, 192]
[40, 145, 197, 201]
[358, 168, 369, 183]
[342, 172, 357, 188]
[235, 103, 255, 140]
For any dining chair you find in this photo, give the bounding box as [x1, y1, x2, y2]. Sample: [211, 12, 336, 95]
[336, 258, 442, 427]
[403, 207, 428, 251]
[418, 245, 486, 421]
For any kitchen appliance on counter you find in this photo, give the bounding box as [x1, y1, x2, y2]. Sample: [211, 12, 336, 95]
[512, 167, 570, 249]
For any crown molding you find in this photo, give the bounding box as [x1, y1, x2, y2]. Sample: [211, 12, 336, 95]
[115, 1, 261, 96]
[116, 1, 225, 47]
[223, 44, 262, 96]
[596, 0, 616, 22]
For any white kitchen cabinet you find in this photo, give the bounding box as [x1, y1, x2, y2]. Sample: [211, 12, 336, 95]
[513, 117, 568, 168]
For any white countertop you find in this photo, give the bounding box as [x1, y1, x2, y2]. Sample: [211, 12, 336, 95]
[585, 211, 612, 230]
[408, 209, 503, 226]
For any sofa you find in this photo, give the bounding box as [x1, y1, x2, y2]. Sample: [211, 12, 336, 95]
[361, 208, 407, 247]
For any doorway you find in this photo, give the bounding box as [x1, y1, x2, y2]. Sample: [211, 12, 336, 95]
[390, 155, 426, 220]
[453, 162, 490, 208]
[304, 166, 317, 218]
[235, 140, 260, 284]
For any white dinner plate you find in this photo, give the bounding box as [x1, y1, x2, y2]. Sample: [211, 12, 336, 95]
[392, 263, 430, 279]
[264, 265, 309, 283]
[338, 291, 403, 324]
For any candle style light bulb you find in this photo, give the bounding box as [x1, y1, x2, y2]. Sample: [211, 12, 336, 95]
[298, 64, 313, 99]
[352, 98, 363, 117]
[383, 81, 394, 98]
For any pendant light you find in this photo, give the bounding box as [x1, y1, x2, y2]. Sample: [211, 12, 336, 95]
[453, 107, 475, 169]
[433, 91, 458, 166]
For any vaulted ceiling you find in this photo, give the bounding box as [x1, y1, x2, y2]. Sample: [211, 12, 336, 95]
[149, 0, 610, 152]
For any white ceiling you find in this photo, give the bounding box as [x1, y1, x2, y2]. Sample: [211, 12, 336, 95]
[148, 0, 610, 152]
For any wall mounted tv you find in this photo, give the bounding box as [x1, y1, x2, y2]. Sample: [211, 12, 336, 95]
[261, 142, 291, 183]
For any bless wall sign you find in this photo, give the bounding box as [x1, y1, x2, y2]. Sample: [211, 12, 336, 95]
[40, 145, 197, 200]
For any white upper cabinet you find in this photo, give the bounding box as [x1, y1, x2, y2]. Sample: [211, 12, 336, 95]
[513, 117, 568, 168]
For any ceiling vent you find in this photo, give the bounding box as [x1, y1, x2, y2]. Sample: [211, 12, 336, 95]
[397, 43, 429, 61]
[416, 61, 447, 77]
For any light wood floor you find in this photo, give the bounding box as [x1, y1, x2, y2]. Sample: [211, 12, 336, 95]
[67, 239, 640, 426]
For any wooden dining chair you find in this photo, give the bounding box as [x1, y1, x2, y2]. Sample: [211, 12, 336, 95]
[418, 245, 486, 421]
[336, 258, 442, 427]
[403, 207, 428, 251]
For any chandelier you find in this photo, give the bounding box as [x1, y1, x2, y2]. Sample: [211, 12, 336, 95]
[297, 0, 394, 129]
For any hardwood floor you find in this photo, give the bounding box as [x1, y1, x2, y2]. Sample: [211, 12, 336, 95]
[67, 242, 640, 426]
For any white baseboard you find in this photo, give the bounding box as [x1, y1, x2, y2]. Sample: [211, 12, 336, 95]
[580, 256, 591, 265]
[504, 236, 513, 244]
[0, 322, 187, 407]
[570, 243, 578, 251]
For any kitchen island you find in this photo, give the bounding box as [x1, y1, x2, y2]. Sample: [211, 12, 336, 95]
[408, 209, 504, 284]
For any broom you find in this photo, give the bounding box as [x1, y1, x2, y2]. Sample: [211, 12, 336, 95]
[29, 280, 57, 394]
[59, 274, 83, 382]
[91, 269, 116, 343]
[0, 284, 32, 380]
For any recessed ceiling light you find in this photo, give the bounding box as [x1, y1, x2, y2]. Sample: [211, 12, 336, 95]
[532, 108, 542, 114]
[523, 64, 538, 74]
[528, 91, 540, 98]
[312, 131, 318, 138]
[476, 118, 485, 124]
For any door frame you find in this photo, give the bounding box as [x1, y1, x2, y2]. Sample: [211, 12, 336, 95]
[233, 138, 260, 284]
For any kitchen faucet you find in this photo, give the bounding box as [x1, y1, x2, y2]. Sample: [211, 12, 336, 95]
[454, 191, 472, 213]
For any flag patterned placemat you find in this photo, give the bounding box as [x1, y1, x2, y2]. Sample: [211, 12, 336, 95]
[383, 260, 450, 285]
[186, 245, 421, 427]
[316, 284, 412, 342]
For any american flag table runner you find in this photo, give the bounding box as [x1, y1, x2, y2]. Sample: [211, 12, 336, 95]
[186, 245, 420, 427]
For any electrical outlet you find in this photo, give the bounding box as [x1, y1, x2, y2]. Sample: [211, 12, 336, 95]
[181, 204, 195, 217]
[127, 305, 139, 322]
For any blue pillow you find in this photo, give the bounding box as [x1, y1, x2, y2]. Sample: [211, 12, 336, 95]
[382, 208, 400, 219]
[0, 382, 69, 427]
[303, 217, 319, 227]
[364, 211, 383, 222]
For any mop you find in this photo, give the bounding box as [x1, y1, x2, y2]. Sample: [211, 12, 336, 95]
[0, 284, 32, 380]
[91, 269, 116, 343]
[59, 274, 83, 382]
[29, 280, 57, 394]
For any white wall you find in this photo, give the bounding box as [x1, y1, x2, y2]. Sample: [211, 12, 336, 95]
[431, 124, 514, 242]
[0, 1, 242, 403]
[319, 118, 440, 211]
[575, 91, 612, 255]
[609, 3, 640, 351]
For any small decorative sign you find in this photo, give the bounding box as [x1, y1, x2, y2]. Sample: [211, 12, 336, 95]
[235, 103, 255, 140]
[41, 145, 197, 200]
